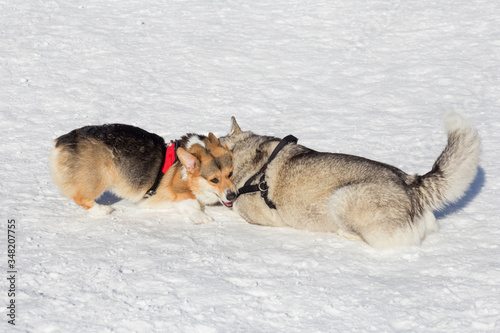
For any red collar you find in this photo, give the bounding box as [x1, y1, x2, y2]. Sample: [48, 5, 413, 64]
[162, 141, 177, 173]
[144, 141, 178, 198]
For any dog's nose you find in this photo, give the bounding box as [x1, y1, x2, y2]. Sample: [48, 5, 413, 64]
[226, 191, 237, 202]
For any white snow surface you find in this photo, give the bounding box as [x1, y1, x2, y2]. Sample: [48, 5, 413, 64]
[1, 0, 499, 332]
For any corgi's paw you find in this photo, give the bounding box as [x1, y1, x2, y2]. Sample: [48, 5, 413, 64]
[174, 199, 213, 224]
[88, 204, 114, 216]
[189, 211, 214, 224]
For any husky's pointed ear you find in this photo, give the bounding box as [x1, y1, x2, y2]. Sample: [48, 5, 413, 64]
[230, 116, 242, 136]
[176, 148, 200, 173]
[207, 132, 221, 146]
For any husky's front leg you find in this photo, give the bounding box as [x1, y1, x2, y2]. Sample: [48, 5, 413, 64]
[174, 199, 214, 224]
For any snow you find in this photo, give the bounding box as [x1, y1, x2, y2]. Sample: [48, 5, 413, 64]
[1, 0, 499, 331]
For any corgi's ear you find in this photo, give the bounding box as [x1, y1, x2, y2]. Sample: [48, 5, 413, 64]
[229, 116, 242, 136]
[176, 148, 200, 173]
[207, 132, 221, 146]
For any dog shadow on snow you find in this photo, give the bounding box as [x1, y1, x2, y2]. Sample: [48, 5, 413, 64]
[435, 166, 485, 219]
[96, 192, 123, 206]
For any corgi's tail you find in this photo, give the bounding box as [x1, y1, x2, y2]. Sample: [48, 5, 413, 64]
[413, 112, 481, 211]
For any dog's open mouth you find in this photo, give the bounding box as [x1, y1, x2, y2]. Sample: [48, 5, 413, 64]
[222, 201, 233, 208]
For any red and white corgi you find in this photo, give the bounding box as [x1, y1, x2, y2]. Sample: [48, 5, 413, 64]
[50, 124, 236, 223]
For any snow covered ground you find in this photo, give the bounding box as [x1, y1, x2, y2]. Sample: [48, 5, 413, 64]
[1, 0, 499, 331]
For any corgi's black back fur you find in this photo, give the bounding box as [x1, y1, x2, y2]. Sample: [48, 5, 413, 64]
[55, 124, 166, 189]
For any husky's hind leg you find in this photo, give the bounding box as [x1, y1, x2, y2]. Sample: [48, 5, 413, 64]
[336, 228, 363, 241]
[329, 183, 424, 250]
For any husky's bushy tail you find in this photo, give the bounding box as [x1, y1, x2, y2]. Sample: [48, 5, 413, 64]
[414, 112, 481, 211]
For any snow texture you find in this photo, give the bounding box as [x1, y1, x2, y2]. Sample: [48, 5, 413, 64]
[1, 0, 499, 332]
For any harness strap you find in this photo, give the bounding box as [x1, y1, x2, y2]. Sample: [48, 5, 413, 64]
[144, 140, 179, 198]
[237, 135, 298, 209]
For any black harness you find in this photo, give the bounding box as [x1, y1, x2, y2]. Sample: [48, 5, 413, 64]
[237, 135, 298, 209]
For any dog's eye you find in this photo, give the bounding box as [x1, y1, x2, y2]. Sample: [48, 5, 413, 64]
[228, 171, 233, 178]
[210, 178, 219, 184]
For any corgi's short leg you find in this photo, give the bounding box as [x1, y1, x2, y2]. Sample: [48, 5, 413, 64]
[72, 192, 96, 209]
[73, 191, 113, 216]
[174, 199, 213, 224]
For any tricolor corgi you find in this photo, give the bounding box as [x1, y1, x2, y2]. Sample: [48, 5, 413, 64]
[50, 124, 237, 223]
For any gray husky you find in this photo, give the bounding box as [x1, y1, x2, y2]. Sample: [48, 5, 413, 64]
[220, 112, 481, 250]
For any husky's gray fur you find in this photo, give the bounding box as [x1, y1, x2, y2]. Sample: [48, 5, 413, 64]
[220, 112, 481, 250]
